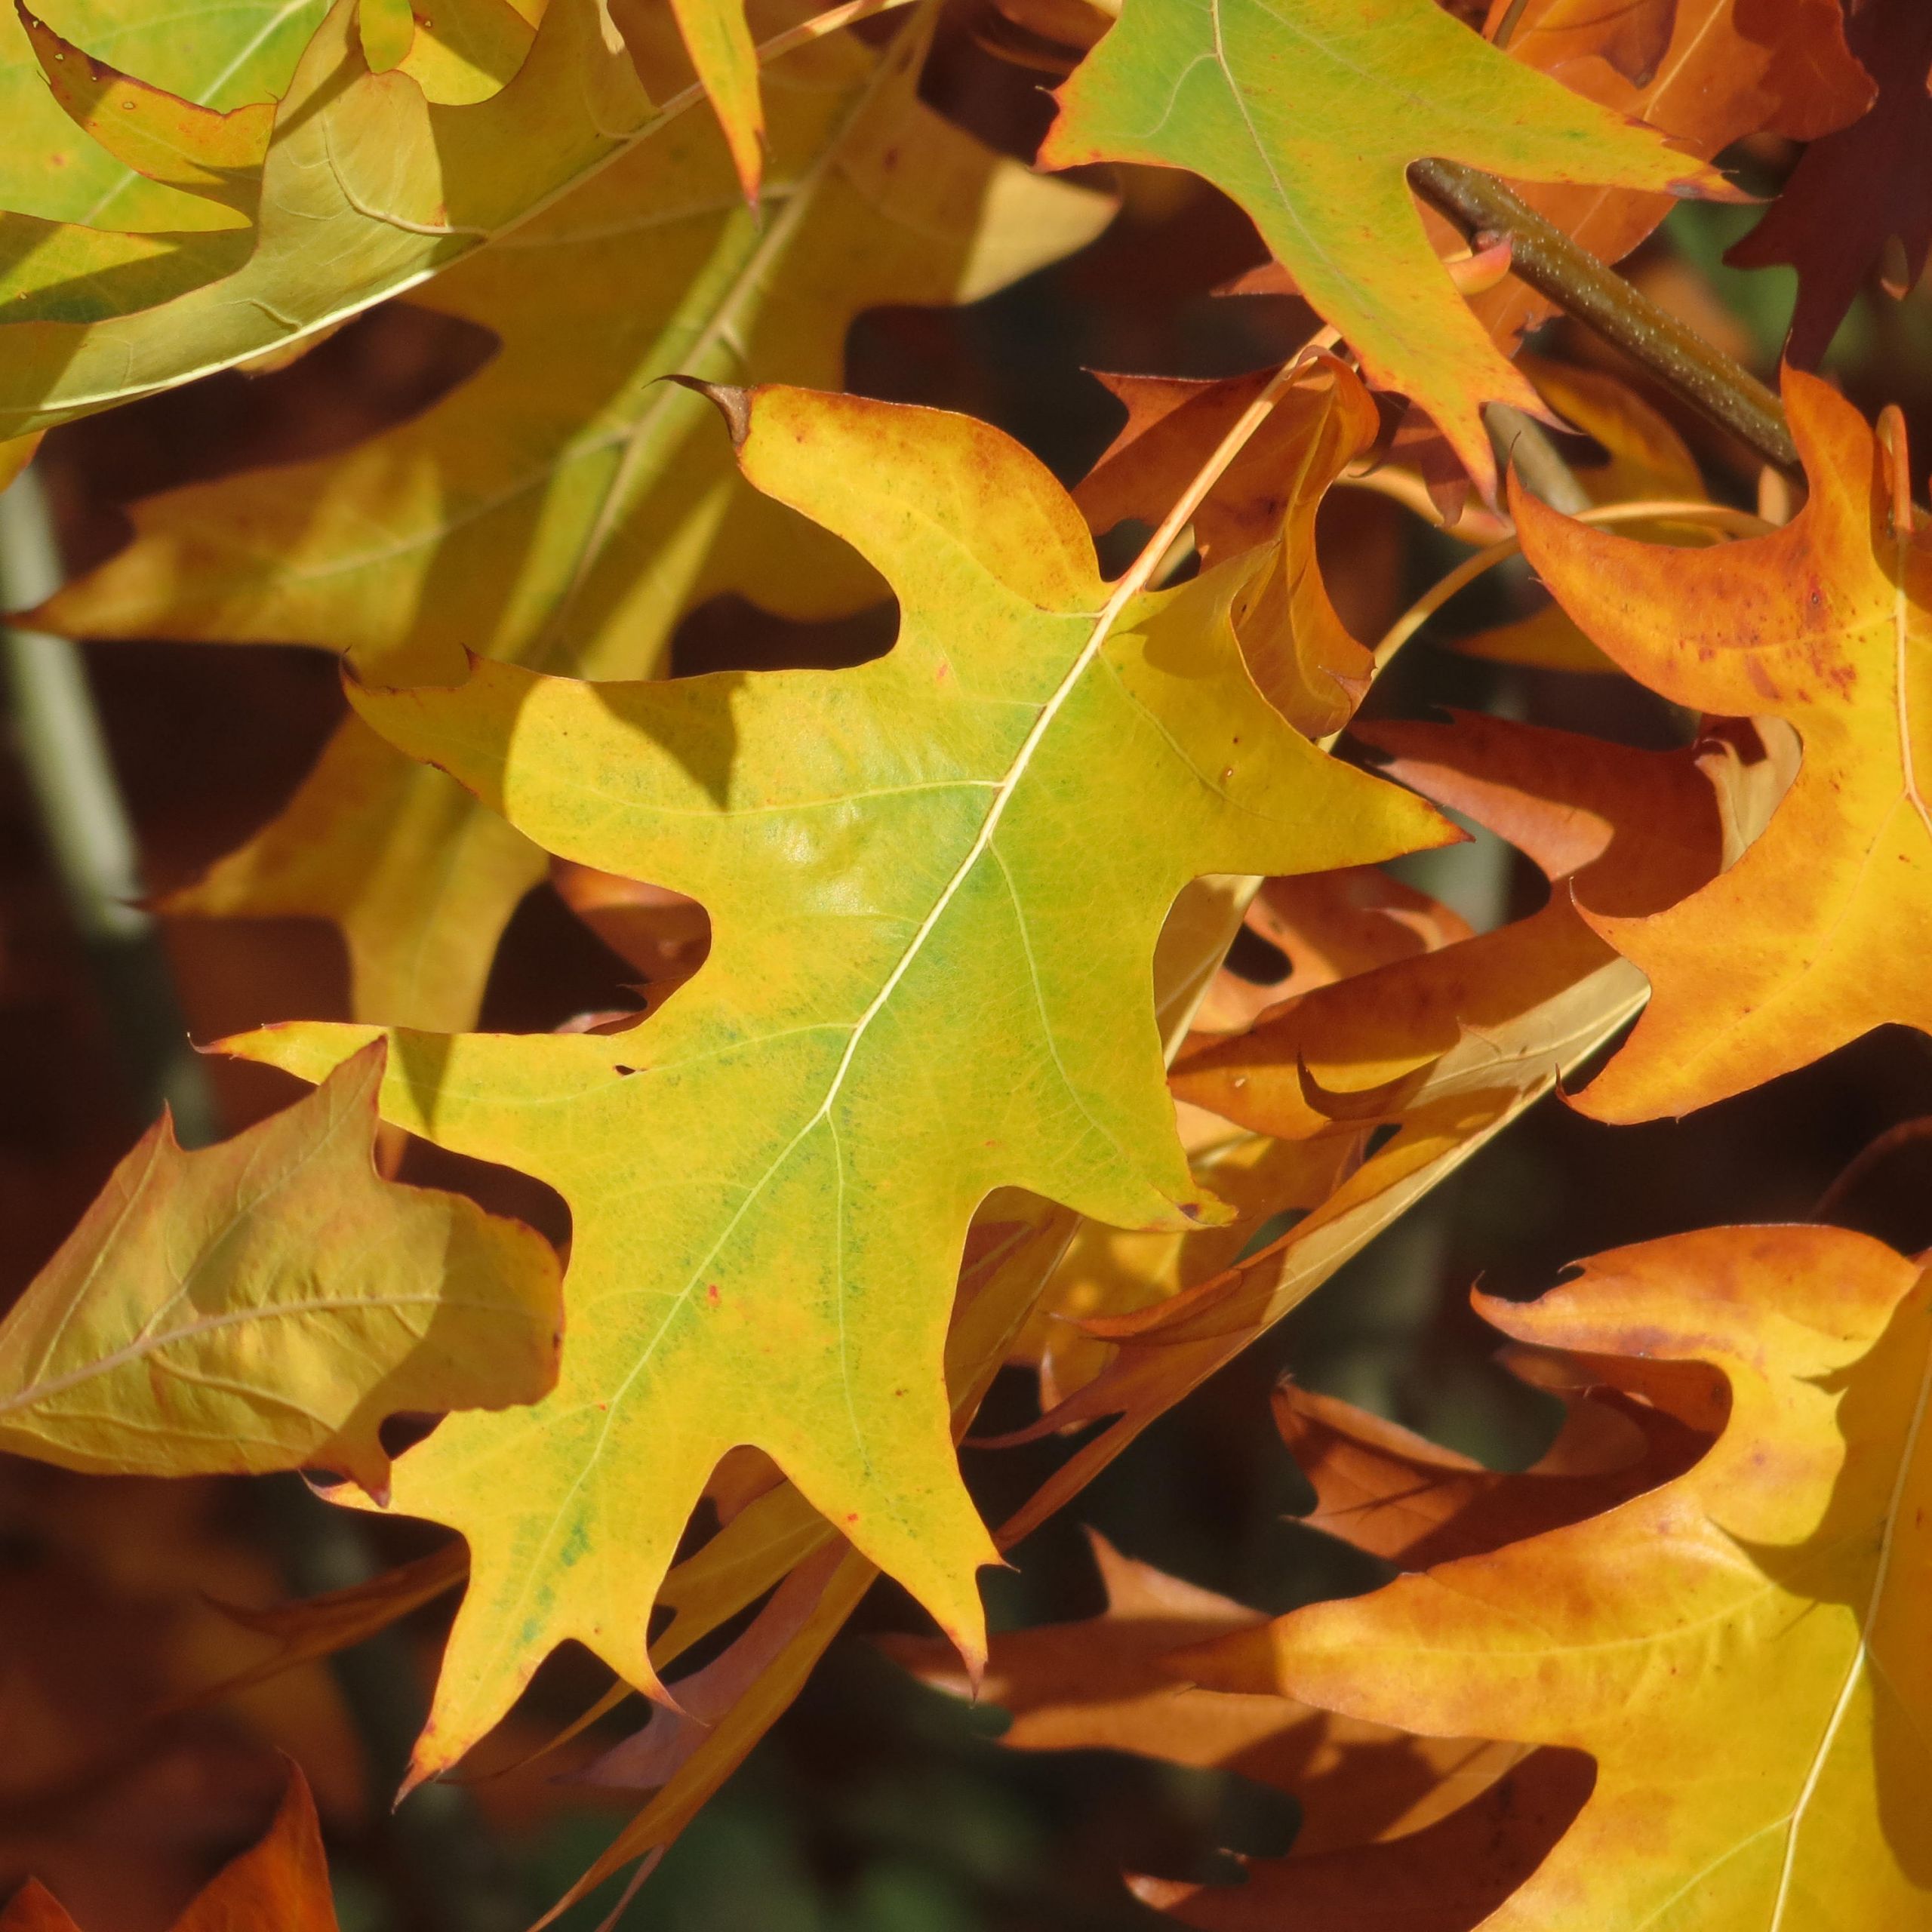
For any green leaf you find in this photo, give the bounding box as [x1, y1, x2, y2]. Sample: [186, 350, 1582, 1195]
[1039, 0, 1720, 495]
[0, 0, 324, 232]
[221, 382, 1454, 1782]
[0, 0, 660, 436]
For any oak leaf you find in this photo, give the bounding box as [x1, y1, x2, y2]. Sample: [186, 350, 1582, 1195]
[886, 1529, 1524, 1859]
[1023, 864, 1472, 1404]
[35, 15, 1109, 1031]
[1129, 1751, 1595, 1930]
[1463, 0, 1872, 353]
[1726, 0, 1932, 368]
[219, 382, 1451, 1782]
[0, 0, 314, 235]
[1192, 868, 1474, 1032]
[1512, 369, 1932, 1121]
[1454, 356, 1707, 675]
[2, 1761, 338, 1930]
[1201, 1225, 1932, 1928]
[1075, 355, 1380, 737]
[1270, 1368, 1714, 1573]
[0, 1041, 561, 1494]
[1018, 1107, 1362, 1407]
[1172, 709, 1727, 1142]
[0, 0, 675, 437]
[997, 1014, 1655, 1548]
[1039, 0, 1721, 494]
[1478, 0, 1672, 85]
[993, 712, 1759, 1539]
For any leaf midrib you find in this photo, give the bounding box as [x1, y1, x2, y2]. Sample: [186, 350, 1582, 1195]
[1766, 1296, 1932, 1926]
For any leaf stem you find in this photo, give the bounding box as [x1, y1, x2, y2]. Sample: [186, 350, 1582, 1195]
[1408, 158, 1798, 472]
[1368, 498, 1770, 670]
[1487, 0, 1534, 51]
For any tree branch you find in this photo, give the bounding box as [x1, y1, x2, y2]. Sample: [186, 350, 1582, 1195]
[1411, 158, 1798, 472]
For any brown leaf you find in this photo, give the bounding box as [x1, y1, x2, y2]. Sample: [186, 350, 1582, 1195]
[1129, 1747, 1595, 1930]
[1272, 1374, 1713, 1573]
[1726, 0, 1932, 365]
[885, 1531, 1521, 1857]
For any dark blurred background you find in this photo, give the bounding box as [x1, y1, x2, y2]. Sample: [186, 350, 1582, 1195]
[5, 9, 1932, 1927]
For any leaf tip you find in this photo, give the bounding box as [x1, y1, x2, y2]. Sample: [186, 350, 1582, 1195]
[665, 374, 752, 448]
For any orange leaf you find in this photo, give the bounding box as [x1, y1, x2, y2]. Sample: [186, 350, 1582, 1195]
[1467, 0, 1873, 352]
[1174, 713, 1727, 1140]
[1272, 1373, 1712, 1572]
[1512, 371, 1932, 1121]
[1077, 355, 1383, 737]
[3, 1763, 337, 1931]
[0, 1884, 80, 1932]
[1481, 0, 1673, 85]
[1201, 1225, 1932, 1928]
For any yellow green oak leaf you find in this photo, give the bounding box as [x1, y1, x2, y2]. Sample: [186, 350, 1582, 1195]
[221, 383, 1453, 1783]
[1040, 0, 1725, 497]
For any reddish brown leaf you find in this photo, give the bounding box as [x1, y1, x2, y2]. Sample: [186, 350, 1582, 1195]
[1727, 0, 1932, 366]
[885, 1531, 1525, 1857]
[1129, 1747, 1595, 1930]
[1273, 1376, 1713, 1573]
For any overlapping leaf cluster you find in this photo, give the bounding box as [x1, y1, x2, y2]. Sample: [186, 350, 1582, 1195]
[3, 0, 1931, 1923]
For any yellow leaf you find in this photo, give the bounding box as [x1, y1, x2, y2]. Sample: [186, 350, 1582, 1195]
[0, 1041, 561, 1495]
[395, 0, 541, 102]
[663, 0, 765, 197]
[14, 5, 272, 218]
[220, 383, 1451, 1782]
[36, 14, 1112, 1030]
[0, 0, 657, 436]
